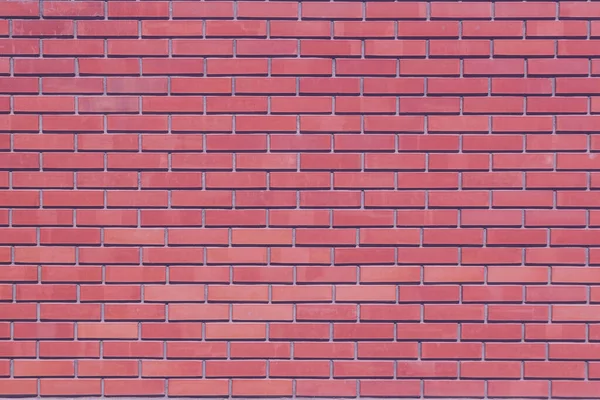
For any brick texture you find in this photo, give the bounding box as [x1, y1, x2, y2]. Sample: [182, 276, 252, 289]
[0, 0, 599, 398]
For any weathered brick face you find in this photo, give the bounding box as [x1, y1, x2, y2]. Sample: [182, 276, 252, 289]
[0, 0, 599, 398]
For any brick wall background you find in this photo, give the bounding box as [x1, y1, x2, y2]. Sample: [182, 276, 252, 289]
[0, 0, 599, 398]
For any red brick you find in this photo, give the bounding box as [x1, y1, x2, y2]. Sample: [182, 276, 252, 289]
[295, 342, 354, 359]
[206, 323, 266, 340]
[300, 77, 360, 94]
[364, 77, 424, 95]
[488, 267, 549, 285]
[496, 1, 557, 19]
[492, 77, 552, 94]
[42, 265, 102, 283]
[13, 20, 73, 37]
[0, 2, 39, 17]
[334, 323, 394, 340]
[270, 360, 330, 378]
[104, 304, 165, 321]
[486, 343, 546, 361]
[141, 323, 202, 340]
[0, 304, 36, 320]
[206, 360, 267, 378]
[463, 21, 523, 38]
[530, 20, 587, 38]
[104, 379, 165, 397]
[335, 361, 394, 378]
[168, 304, 229, 322]
[489, 380, 548, 397]
[78, 20, 138, 38]
[0, 3, 595, 397]
[230, 342, 289, 359]
[299, 379, 357, 397]
[14, 322, 74, 340]
[237, 2, 295, 19]
[42, 1, 104, 19]
[169, 379, 229, 397]
[107, 2, 169, 19]
[366, 2, 426, 20]
[529, 58, 589, 76]
[431, 2, 491, 19]
[40, 304, 101, 321]
[526, 360, 585, 379]
[79, 360, 138, 377]
[462, 361, 522, 378]
[40, 379, 101, 397]
[301, 2, 362, 19]
[79, 247, 140, 265]
[14, 360, 74, 377]
[366, 40, 426, 57]
[0, 379, 37, 396]
[15, 58, 74, 76]
[232, 379, 292, 397]
[552, 382, 600, 399]
[400, 134, 459, 152]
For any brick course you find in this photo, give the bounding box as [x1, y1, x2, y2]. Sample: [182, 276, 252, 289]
[0, 0, 599, 398]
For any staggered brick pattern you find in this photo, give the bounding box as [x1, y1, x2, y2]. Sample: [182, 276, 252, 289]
[2, 0, 600, 398]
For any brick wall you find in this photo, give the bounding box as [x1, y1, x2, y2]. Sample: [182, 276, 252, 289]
[0, 0, 599, 398]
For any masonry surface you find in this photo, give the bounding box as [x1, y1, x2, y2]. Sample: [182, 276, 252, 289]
[1, 0, 600, 398]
